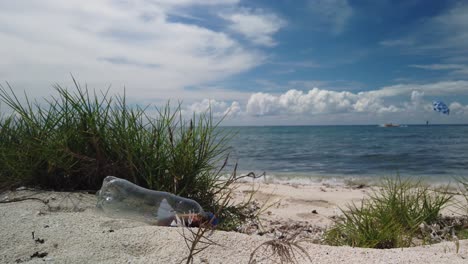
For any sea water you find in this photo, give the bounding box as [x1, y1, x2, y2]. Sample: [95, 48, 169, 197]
[223, 125, 468, 183]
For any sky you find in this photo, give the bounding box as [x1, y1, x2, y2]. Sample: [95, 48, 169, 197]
[1, 0, 468, 125]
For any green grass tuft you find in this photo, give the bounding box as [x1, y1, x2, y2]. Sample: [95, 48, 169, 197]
[0, 79, 233, 212]
[324, 176, 453, 248]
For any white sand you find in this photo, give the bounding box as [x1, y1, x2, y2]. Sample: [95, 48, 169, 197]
[1, 182, 467, 264]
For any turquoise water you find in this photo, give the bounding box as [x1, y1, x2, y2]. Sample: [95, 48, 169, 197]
[224, 125, 468, 182]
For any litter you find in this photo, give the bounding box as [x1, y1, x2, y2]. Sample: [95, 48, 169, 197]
[96, 176, 215, 227]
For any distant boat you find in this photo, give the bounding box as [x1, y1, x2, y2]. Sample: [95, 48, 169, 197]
[380, 123, 400, 127]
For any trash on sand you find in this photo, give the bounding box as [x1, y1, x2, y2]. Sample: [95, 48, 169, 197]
[96, 176, 215, 227]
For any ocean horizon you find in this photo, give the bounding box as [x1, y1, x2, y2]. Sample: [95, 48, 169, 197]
[222, 124, 468, 184]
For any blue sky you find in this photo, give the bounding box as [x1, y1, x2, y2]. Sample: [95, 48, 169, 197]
[1, 0, 468, 125]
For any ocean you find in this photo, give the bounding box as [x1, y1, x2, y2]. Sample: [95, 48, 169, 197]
[223, 125, 468, 183]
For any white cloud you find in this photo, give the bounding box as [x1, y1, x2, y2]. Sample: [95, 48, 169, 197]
[245, 81, 468, 119]
[308, 0, 353, 35]
[185, 99, 241, 117]
[221, 8, 285, 47]
[246, 92, 280, 115]
[403, 90, 430, 113]
[157, 0, 240, 6]
[353, 94, 398, 114]
[370, 81, 468, 98]
[246, 88, 376, 116]
[411, 64, 463, 70]
[450, 102, 468, 115]
[0, 0, 268, 100]
[410, 90, 423, 101]
[379, 39, 414, 47]
[380, 2, 468, 59]
[431, 2, 468, 49]
[410, 64, 468, 76]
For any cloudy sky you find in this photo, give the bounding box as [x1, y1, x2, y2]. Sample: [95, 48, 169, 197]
[1, 0, 468, 125]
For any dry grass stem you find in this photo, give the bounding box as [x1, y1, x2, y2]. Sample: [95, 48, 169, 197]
[248, 229, 313, 264]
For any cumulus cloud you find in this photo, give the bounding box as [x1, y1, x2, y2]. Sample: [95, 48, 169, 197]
[245, 81, 468, 117]
[410, 90, 424, 102]
[246, 88, 397, 116]
[450, 102, 468, 115]
[185, 99, 241, 117]
[221, 8, 285, 46]
[245, 92, 279, 115]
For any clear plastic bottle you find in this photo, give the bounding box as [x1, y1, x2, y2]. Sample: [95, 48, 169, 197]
[96, 176, 206, 226]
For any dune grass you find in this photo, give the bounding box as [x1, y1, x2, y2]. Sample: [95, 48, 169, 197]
[454, 176, 468, 216]
[324, 176, 453, 248]
[0, 79, 233, 212]
[453, 176, 468, 239]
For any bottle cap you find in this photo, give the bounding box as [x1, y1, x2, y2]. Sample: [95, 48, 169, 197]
[205, 212, 219, 226]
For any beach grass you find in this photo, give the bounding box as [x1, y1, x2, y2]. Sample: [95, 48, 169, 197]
[0, 79, 233, 212]
[324, 176, 454, 248]
[454, 175, 468, 216]
[454, 176, 468, 239]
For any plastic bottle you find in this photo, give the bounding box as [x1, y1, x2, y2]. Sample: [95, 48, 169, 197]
[96, 176, 207, 226]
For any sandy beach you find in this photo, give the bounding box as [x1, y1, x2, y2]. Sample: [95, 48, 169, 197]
[1, 181, 467, 264]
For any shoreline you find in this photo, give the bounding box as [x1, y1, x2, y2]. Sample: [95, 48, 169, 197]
[1, 180, 467, 263]
[235, 173, 465, 191]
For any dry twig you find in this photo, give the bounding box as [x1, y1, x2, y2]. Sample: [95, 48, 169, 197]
[248, 229, 313, 264]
